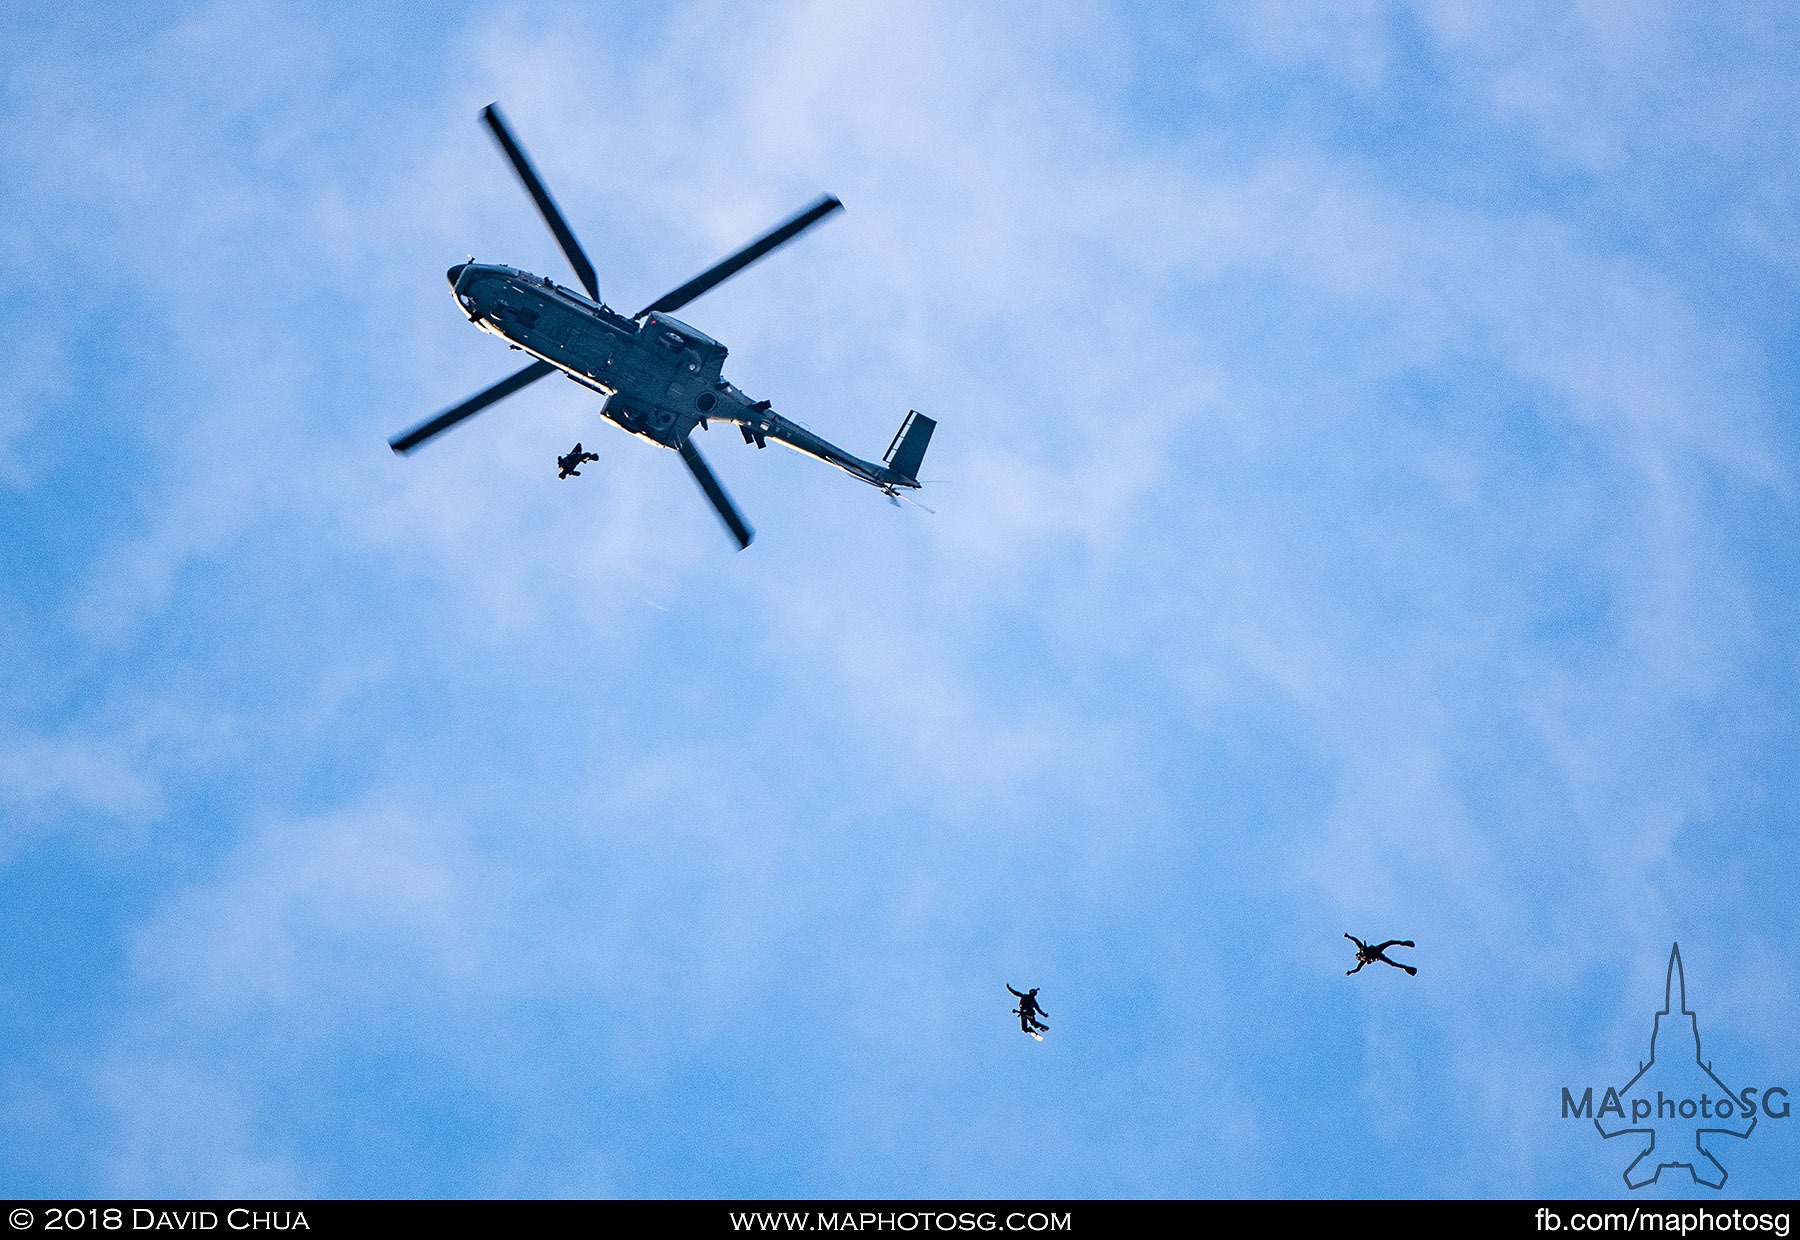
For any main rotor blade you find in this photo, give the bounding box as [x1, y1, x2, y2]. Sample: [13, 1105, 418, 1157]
[481, 103, 601, 302]
[677, 439, 754, 549]
[388, 360, 556, 454]
[635, 195, 843, 319]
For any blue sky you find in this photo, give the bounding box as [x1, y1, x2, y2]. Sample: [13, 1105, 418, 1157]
[3, 0, 1798, 1199]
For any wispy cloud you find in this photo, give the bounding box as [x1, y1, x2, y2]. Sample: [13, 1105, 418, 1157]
[0, 733, 163, 833]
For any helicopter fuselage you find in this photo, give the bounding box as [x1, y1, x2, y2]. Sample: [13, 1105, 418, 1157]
[450, 262, 910, 489]
[452, 261, 720, 448]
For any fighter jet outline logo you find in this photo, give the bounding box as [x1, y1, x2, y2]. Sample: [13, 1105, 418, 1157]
[1592, 944, 1756, 1189]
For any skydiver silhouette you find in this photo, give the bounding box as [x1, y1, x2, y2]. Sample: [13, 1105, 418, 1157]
[557, 443, 598, 478]
[1007, 984, 1049, 1036]
[1345, 934, 1416, 976]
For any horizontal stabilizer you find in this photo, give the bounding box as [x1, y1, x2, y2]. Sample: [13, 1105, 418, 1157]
[883, 410, 936, 482]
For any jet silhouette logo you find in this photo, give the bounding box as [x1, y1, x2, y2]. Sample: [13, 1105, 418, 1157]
[1562, 944, 1790, 1190]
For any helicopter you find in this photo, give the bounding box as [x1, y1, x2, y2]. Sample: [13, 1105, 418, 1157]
[388, 103, 937, 549]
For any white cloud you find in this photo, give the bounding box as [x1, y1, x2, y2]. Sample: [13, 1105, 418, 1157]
[130, 804, 495, 1010]
[97, 1062, 307, 1199]
[0, 732, 165, 859]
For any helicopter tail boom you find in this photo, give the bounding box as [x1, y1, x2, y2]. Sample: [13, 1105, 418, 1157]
[729, 405, 928, 493]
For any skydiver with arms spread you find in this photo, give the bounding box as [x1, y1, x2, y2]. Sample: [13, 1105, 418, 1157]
[1345, 934, 1416, 976]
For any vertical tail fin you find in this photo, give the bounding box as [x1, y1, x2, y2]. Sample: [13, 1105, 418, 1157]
[883, 410, 936, 482]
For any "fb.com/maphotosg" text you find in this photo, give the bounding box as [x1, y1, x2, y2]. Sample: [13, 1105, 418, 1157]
[1536, 1208, 1789, 1236]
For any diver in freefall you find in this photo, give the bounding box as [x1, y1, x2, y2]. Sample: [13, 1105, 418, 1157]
[1345, 934, 1416, 976]
[557, 443, 599, 478]
[1007, 984, 1049, 1036]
